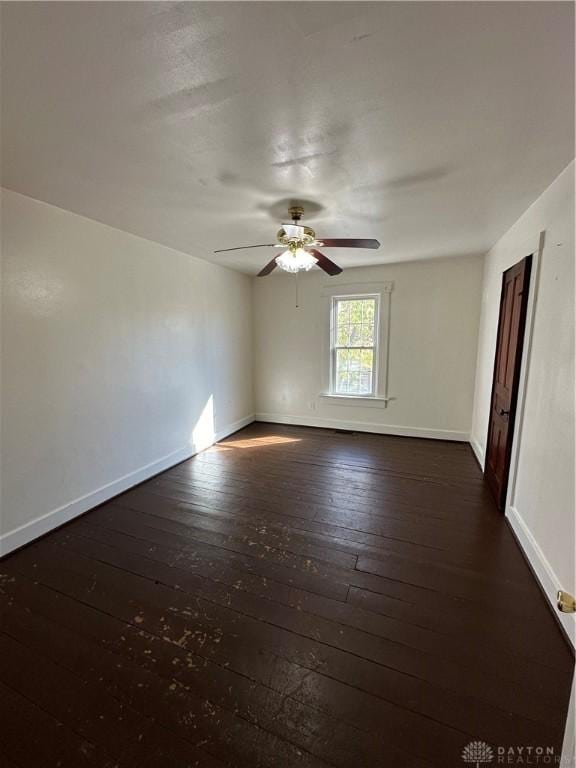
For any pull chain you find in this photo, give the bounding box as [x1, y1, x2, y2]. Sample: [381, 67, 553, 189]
[295, 271, 299, 308]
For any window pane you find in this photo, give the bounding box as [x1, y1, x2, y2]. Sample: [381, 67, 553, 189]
[338, 348, 350, 368]
[361, 324, 374, 345]
[349, 349, 361, 371]
[336, 348, 373, 372]
[337, 370, 349, 392]
[337, 301, 350, 323]
[359, 373, 372, 394]
[363, 300, 375, 322]
[337, 323, 350, 346]
[350, 301, 363, 323]
[333, 297, 377, 395]
[335, 348, 374, 394]
[335, 298, 376, 349]
[360, 349, 373, 371]
[349, 324, 362, 345]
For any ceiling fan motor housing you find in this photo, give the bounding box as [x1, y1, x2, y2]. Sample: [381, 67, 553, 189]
[288, 205, 304, 221]
[276, 225, 317, 249]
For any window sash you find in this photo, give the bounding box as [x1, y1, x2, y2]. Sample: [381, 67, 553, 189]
[331, 295, 379, 397]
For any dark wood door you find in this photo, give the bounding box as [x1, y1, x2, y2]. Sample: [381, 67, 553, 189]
[485, 255, 532, 510]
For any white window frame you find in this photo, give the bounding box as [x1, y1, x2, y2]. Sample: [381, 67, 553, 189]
[320, 281, 394, 407]
[330, 293, 380, 398]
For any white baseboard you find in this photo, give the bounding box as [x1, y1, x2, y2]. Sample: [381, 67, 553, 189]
[255, 412, 469, 442]
[507, 505, 576, 649]
[469, 438, 485, 470]
[0, 414, 255, 558]
[214, 414, 255, 442]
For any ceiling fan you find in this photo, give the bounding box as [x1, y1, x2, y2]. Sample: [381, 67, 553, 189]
[214, 206, 380, 277]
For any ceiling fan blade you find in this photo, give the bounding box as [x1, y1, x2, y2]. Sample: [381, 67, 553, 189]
[315, 238, 380, 249]
[309, 249, 342, 276]
[213, 243, 276, 253]
[257, 257, 278, 277]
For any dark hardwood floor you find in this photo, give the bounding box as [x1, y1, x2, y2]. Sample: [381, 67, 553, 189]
[0, 422, 573, 767]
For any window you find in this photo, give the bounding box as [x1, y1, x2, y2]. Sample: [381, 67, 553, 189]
[331, 295, 379, 396]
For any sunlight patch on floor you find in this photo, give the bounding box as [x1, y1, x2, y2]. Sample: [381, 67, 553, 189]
[212, 435, 301, 450]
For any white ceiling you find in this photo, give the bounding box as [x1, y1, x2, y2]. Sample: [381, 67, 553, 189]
[1, 2, 574, 274]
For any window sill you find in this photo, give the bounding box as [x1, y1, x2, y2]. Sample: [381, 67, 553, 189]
[319, 393, 394, 408]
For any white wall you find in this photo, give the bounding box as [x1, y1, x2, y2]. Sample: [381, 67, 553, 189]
[253, 256, 483, 440]
[471, 161, 575, 645]
[0, 189, 254, 555]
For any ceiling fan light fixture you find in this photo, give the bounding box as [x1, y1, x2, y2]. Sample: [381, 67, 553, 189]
[275, 247, 317, 273]
[215, 205, 380, 276]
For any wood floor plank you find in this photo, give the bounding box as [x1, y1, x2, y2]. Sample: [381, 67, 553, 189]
[0, 757, 21, 768]
[0, 633, 216, 768]
[109, 500, 359, 571]
[77, 506, 352, 602]
[0, 680, 117, 768]
[0, 571, 429, 768]
[66, 517, 568, 678]
[2, 535, 566, 732]
[0, 422, 572, 766]
[111, 488, 531, 579]
[93, 499, 560, 638]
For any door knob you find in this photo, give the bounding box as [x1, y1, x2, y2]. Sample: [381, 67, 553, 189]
[498, 408, 510, 417]
[557, 590, 576, 613]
